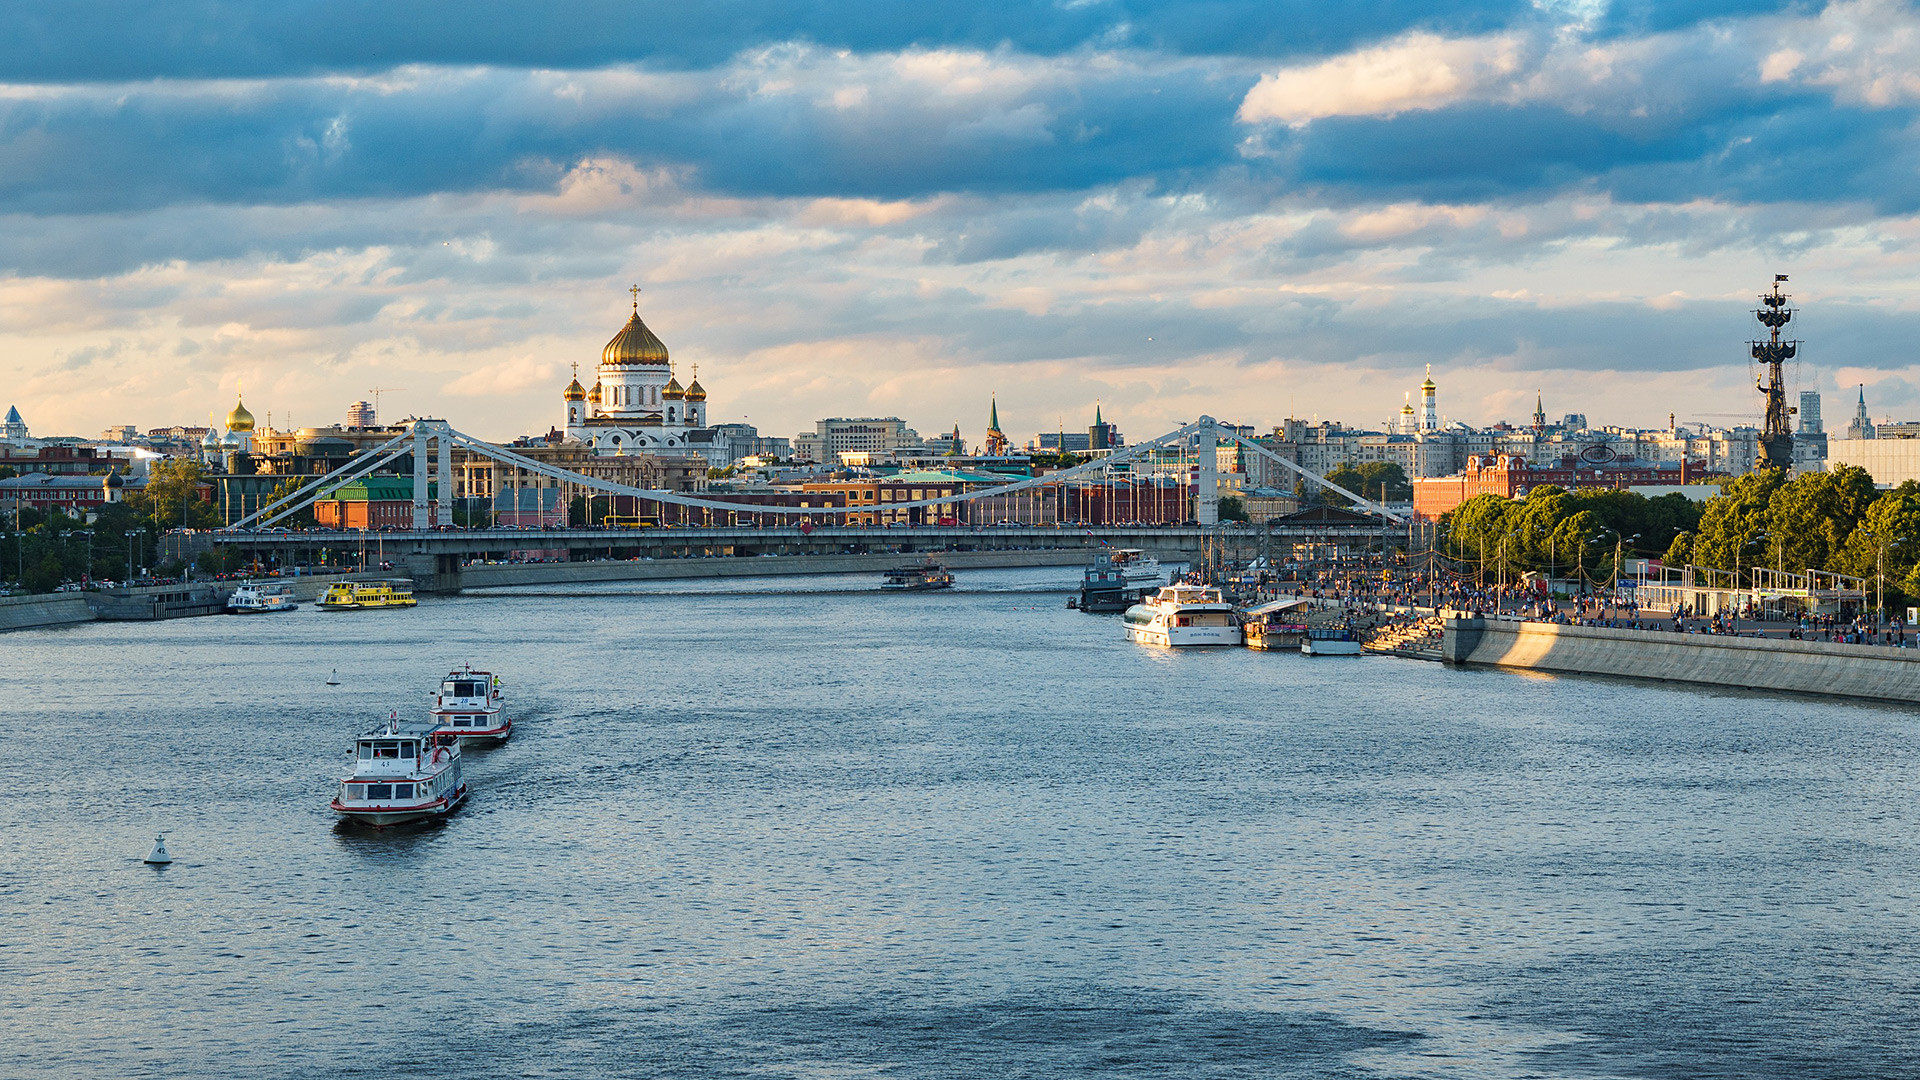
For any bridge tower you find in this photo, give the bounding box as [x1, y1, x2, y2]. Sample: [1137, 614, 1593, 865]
[409, 420, 455, 529]
[1195, 416, 1219, 526]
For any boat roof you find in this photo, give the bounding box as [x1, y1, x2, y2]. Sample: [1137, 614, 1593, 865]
[1242, 598, 1314, 616]
[356, 718, 439, 739]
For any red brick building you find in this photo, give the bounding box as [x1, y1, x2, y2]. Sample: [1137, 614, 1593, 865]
[1411, 455, 1718, 521]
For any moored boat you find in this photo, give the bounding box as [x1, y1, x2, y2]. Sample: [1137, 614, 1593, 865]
[428, 666, 511, 743]
[1077, 548, 1144, 613]
[1240, 598, 1312, 651]
[1108, 548, 1168, 588]
[318, 581, 417, 610]
[226, 581, 298, 614]
[1302, 627, 1364, 656]
[881, 559, 955, 591]
[330, 715, 466, 827]
[1123, 583, 1243, 647]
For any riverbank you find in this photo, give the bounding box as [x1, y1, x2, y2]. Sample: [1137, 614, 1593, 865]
[1442, 614, 1920, 704]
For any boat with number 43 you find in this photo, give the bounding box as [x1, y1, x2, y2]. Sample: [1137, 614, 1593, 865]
[429, 666, 511, 743]
[318, 581, 417, 610]
[1122, 584, 1243, 647]
[330, 715, 466, 827]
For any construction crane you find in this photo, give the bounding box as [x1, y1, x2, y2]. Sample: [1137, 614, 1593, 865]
[369, 387, 407, 417]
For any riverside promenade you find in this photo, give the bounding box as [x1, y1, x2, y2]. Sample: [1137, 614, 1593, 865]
[1441, 614, 1920, 704]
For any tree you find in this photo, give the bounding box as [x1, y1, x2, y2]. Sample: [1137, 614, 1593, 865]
[1691, 470, 1782, 573]
[1762, 465, 1878, 575]
[133, 459, 221, 529]
[1321, 461, 1411, 505]
[1217, 496, 1249, 522]
[1833, 482, 1920, 596]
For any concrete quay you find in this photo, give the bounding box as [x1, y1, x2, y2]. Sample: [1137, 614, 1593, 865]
[1443, 615, 1920, 704]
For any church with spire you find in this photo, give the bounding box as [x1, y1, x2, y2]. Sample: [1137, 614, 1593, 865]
[562, 289, 730, 465]
[982, 395, 1010, 456]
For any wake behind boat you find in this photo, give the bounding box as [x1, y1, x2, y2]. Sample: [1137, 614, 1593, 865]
[330, 715, 466, 827]
[1123, 584, 1243, 647]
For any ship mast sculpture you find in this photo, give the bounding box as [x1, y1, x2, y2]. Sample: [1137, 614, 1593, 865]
[1752, 274, 1797, 471]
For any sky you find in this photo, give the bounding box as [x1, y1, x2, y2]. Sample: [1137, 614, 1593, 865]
[5, 0, 1920, 445]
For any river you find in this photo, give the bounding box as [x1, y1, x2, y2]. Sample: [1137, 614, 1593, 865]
[4, 567, 1916, 1078]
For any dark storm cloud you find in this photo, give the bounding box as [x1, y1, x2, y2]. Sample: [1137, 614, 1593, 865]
[0, 0, 1535, 80]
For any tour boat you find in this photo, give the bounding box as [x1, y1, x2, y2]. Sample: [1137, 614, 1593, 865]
[318, 581, 417, 610]
[1302, 627, 1364, 656]
[226, 581, 298, 614]
[428, 666, 511, 743]
[1122, 584, 1243, 647]
[881, 559, 955, 591]
[330, 715, 466, 827]
[1108, 549, 1168, 587]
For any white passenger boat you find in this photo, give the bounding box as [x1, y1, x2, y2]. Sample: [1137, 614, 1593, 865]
[1108, 549, 1168, 587]
[1123, 583, 1243, 647]
[330, 716, 466, 827]
[226, 581, 298, 614]
[1302, 627, 1364, 656]
[428, 666, 511, 743]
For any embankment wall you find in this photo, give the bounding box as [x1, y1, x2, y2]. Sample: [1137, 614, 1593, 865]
[463, 549, 1090, 588]
[1444, 616, 1920, 703]
[0, 592, 95, 632]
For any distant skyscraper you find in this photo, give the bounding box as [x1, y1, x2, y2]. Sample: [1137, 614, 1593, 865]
[1798, 391, 1822, 435]
[346, 400, 376, 428]
[1089, 402, 1117, 451]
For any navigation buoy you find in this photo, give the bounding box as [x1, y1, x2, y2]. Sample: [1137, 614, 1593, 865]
[144, 835, 172, 865]
[325, 668, 340, 686]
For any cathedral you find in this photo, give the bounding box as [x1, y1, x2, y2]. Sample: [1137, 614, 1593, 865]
[563, 292, 726, 464]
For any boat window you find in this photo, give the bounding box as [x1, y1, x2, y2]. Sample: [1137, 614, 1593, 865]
[453, 717, 471, 727]
[392, 784, 413, 799]
[346, 784, 363, 800]
[358, 743, 372, 759]
[400, 742, 415, 758]
[373, 742, 399, 759]
[366, 784, 392, 800]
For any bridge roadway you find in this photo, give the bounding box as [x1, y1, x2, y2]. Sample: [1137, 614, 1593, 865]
[209, 524, 1248, 593]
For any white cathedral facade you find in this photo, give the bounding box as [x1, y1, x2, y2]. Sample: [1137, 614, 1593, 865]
[563, 296, 729, 465]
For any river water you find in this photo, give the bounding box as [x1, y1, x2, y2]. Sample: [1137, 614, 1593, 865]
[3, 567, 1917, 1079]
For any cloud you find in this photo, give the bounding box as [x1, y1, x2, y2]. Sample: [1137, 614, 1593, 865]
[1238, 31, 1526, 126]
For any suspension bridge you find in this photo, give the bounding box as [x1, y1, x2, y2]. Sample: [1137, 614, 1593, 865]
[205, 416, 1407, 591]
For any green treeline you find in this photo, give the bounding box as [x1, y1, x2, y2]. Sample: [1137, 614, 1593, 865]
[1439, 465, 1920, 602]
[1, 459, 237, 591]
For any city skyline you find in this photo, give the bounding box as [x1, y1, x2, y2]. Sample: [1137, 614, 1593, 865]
[8, 3, 1920, 440]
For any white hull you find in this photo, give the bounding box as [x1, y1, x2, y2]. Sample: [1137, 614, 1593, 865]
[1302, 639, 1363, 656]
[333, 784, 467, 826]
[1125, 623, 1242, 647]
[431, 713, 512, 743]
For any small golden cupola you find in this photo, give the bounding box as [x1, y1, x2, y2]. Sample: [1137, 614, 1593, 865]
[564, 376, 586, 402]
[663, 372, 685, 400]
[226, 391, 255, 433]
[602, 290, 669, 367]
[686, 364, 706, 401]
[587, 381, 603, 405]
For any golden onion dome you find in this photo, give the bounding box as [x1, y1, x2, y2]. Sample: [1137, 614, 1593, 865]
[685, 378, 706, 401]
[663, 374, 685, 399]
[603, 307, 669, 367]
[227, 394, 255, 433]
[564, 377, 586, 401]
[1421, 364, 1436, 391]
[587, 381, 602, 404]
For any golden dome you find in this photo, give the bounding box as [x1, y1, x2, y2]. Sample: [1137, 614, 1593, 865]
[587, 381, 602, 404]
[226, 393, 255, 433]
[564, 377, 586, 401]
[686, 378, 706, 401]
[602, 307, 669, 367]
[1421, 363, 1436, 391]
[663, 374, 685, 399]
